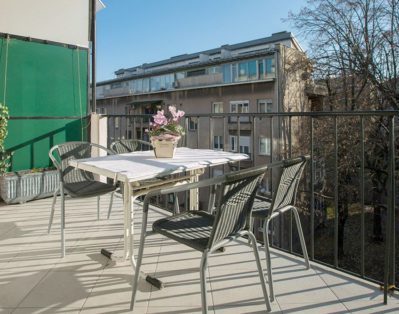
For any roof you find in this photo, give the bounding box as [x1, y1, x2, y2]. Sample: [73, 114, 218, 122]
[115, 31, 295, 76]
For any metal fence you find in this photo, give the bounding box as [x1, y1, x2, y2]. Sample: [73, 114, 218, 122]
[104, 110, 398, 301]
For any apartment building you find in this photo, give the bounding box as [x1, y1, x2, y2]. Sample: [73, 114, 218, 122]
[96, 31, 322, 198]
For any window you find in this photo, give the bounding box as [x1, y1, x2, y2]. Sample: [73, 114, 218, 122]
[229, 135, 250, 155]
[213, 136, 223, 150]
[213, 168, 224, 177]
[259, 137, 271, 155]
[212, 102, 223, 113]
[188, 117, 198, 131]
[258, 99, 273, 113]
[264, 57, 275, 78]
[230, 101, 249, 122]
[115, 117, 119, 129]
[222, 64, 232, 83]
[187, 69, 206, 77]
[96, 107, 106, 114]
[110, 82, 122, 89]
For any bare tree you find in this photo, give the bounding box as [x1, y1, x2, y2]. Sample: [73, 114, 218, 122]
[287, 0, 399, 256]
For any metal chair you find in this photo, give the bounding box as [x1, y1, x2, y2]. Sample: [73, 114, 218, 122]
[47, 141, 117, 256]
[251, 155, 310, 301]
[130, 164, 272, 313]
[110, 139, 152, 154]
[109, 139, 181, 217]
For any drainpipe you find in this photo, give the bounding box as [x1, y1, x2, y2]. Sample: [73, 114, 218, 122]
[91, 0, 96, 113]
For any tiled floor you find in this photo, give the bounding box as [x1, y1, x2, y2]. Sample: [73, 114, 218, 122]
[0, 195, 398, 313]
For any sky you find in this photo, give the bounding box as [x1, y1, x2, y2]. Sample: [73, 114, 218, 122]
[96, 0, 308, 82]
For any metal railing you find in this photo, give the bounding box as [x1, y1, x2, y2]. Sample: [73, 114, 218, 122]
[104, 110, 398, 301]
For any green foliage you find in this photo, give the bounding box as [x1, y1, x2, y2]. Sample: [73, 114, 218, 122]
[0, 103, 10, 174]
[148, 123, 185, 137]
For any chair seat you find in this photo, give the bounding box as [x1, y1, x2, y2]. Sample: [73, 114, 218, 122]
[251, 198, 271, 219]
[64, 181, 116, 198]
[153, 211, 215, 251]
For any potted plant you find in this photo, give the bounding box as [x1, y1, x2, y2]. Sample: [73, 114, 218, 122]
[147, 105, 185, 158]
[0, 103, 59, 204]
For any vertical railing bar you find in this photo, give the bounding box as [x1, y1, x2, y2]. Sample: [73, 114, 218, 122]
[252, 115, 256, 167]
[184, 117, 188, 147]
[270, 115, 275, 246]
[289, 115, 293, 253]
[197, 116, 200, 149]
[209, 116, 213, 151]
[310, 116, 315, 260]
[133, 115, 136, 140]
[360, 116, 365, 277]
[384, 115, 395, 304]
[223, 115, 227, 173]
[334, 116, 339, 268]
[237, 115, 241, 170]
[255, 116, 259, 166]
[119, 115, 122, 140]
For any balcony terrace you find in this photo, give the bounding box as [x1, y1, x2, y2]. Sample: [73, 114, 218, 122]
[2, 110, 398, 313]
[1, 195, 399, 313]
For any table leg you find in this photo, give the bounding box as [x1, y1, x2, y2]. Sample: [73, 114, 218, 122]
[189, 170, 200, 211]
[123, 180, 133, 260]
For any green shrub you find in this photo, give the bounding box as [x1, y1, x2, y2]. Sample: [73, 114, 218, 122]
[0, 103, 10, 174]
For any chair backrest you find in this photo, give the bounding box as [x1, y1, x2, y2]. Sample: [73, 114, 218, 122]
[268, 155, 309, 216]
[208, 164, 268, 249]
[110, 139, 152, 154]
[49, 141, 113, 184]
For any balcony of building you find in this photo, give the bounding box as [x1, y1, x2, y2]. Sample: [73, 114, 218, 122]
[2, 110, 398, 313]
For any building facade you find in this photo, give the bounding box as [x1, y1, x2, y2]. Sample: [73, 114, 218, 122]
[96, 31, 321, 201]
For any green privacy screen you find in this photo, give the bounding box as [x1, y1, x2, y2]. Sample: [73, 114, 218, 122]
[0, 37, 89, 171]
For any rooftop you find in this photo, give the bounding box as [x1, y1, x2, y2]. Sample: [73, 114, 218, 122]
[1, 195, 398, 313]
[105, 31, 296, 84]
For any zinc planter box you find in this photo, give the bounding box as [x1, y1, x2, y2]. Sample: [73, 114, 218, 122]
[0, 169, 59, 204]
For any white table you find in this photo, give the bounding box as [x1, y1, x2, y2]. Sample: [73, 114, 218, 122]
[68, 147, 248, 260]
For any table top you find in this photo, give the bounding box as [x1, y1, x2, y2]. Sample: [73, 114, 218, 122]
[69, 147, 248, 182]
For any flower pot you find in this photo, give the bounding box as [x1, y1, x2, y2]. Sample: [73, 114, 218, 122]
[0, 169, 59, 204]
[151, 139, 178, 158]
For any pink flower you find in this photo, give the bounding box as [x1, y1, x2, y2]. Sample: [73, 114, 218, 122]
[153, 110, 168, 126]
[169, 105, 185, 122]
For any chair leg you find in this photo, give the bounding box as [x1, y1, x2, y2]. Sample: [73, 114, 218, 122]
[130, 211, 149, 310]
[173, 193, 180, 215]
[97, 196, 100, 220]
[60, 185, 66, 258]
[263, 218, 275, 301]
[107, 192, 114, 219]
[200, 250, 209, 314]
[248, 231, 271, 312]
[291, 206, 310, 269]
[48, 187, 59, 233]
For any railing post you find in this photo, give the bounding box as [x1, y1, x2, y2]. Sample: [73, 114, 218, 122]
[384, 115, 396, 304]
[310, 116, 315, 260]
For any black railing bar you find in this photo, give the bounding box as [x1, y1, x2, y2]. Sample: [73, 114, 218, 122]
[101, 110, 399, 119]
[184, 117, 188, 147]
[237, 115, 241, 169]
[197, 116, 200, 149]
[288, 115, 293, 253]
[311, 256, 398, 290]
[360, 117, 365, 278]
[209, 116, 213, 151]
[251, 115, 255, 167]
[310, 116, 315, 261]
[132, 117, 136, 140]
[334, 116, 339, 268]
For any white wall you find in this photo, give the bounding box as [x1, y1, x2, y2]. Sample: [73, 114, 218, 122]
[0, 0, 103, 48]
